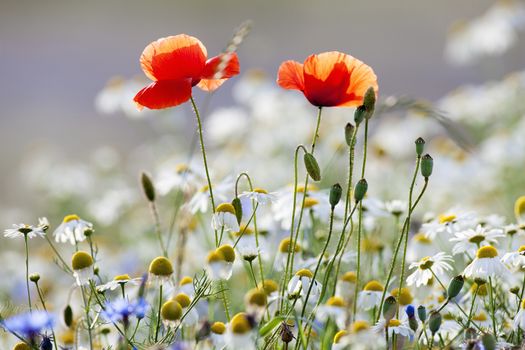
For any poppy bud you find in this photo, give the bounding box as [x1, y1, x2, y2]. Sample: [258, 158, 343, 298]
[409, 317, 418, 332]
[421, 154, 433, 178]
[415, 137, 425, 156]
[428, 311, 442, 335]
[345, 123, 355, 146]
[417, 305, 427, 322]
[29, 273, 40, 283]
[383, 296, 397, 322]
[354, 106, 366, 125]
[481, 333, 496, 350]
[447, 275, 464, 299]
[329, 183, 342, 208]
[363, 87, 376, 117]
[64, 305, 73, 328]
[141, 172, 156, 202]
[232, 197, 243, 225]
[304, 153, 321, 181]
[354, 179, 368, 202]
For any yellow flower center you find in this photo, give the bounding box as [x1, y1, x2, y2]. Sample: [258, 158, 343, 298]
[216, 203, 236, 214]
[419, 256, 434, 270]
[471, 283, 488, 296]
[161, 300, 182, 321]
[217, 244, 236, 263]
[113, 274, 131, 281]
[521, 299, 525, 310]
[199, 185, 210, 192]
[175, 163, 189, 173]
[231, 313, 252, 334]
[363, 280, 384, 292]
[388, 319, 401, 327]
[14, 342, 31, 350]
[262, 279, 279, 295]
[149, 256, 174, 276]
[211, 321, 226, 334]
[326, 296, 345, 307]
[296, 184, 318, 193]
[174, 293, 191, 308]
[63, 214, 80, 223]
[390, 288, 413, 305]
[207, 250, 225, 263]
[519, 246, 525, 253]
[439, 214, 456, 224]
[472, 312, 488, 322]
[253, 188, 268, 194]
[279, 238, 300, 253]
[296, 268, 314, 278]
[234, 225, 254, 237]
[476, 246, 498, 259]
[515, 196, 525, 222]
[351, 320, 370, 333]
[303, 197, 319, 208]
[414, 233, 432, 244]
[179, 276, 193, 286]
[333, 330, 348, 344]
[341, 271, 357, 283]
[71, 251, 94, 270]
[362, 238, 384, 253]
[246, 289, 267, 306]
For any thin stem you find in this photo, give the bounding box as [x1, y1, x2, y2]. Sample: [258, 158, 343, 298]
[80, 285, 93, 350]
[220, 280, 231, 321]
[466, 285, 479, 328]
[248, 261, 258, 288]
[150, 202, 167, 257]
[35, 282, 58, 350]
[24, 235, 32, 312]
[190, 96, 217, 245]
[44, 234, 72, 273]
[343, 124, 359, 223]
[353, 201, 363, 317]
[154, 284, 163, 342]
[489, 277, 498, 337]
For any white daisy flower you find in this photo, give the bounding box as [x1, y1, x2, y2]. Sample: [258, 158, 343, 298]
[211, 203, 240, 233]
[210, 321, 228, 349]
[189, 178, 234, 214]
[234, 226, 259, 262]
[513, 299, 525, 331]
[316, 296, 347, 329]
[239, 187, 277, 206]
[407, 233, 439, 262]
[177, 276, 195, 296]
[463, 246, 509, 280]
[501, 245, 525, 270]
[357, 280, 384, 311]
[155, 163, 203, 196]
[287, 268, 321, 304]
[421, 210, 477, 240]
[341, 321, 386, 350]
[174, 293, 199, 326]
[406, 253, 453, 287]
[226, 313, 256, 350]
[96, 274, 142, 292]
[273, 237, 301, 272]
[385, 200, 406, 217]
[373, 317, 414, 339]
[53, 214, 93, 245]
[335, 271, 356, 300]
[206, 245, 235, 281]
[450, 224, 504, 256]
[4, 223, 45, 239]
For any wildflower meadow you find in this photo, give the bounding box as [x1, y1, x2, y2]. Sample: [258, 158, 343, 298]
[2, 1, 525, 349]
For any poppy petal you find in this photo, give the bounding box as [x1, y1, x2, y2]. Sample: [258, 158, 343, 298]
[197, 53, 240, 92]
[133, 80, 192, 110]
[303, 52, 352, 107]
[277, 60, 305, 91]
[339, 58, 378, 107]
[140, 34, 207, 81]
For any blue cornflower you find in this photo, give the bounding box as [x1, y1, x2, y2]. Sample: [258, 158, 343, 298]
[1, 310, 54, 339]
[405, 304, 415, 318]
[102, 297, 149, 324]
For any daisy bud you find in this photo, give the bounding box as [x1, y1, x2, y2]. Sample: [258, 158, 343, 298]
[64, 305, 73, 328]
[428, 311, 442, 335]
[354, 105, 366, 125]
[304, 152, 321, 181]
[140, 172, 156, 202]
[447, 275, 464, 299]
[29, 273, 40, 283]
[13, 343, 31, 350]
[354, 179, 368, 203]
[481, 333, 496, 350]
[231, 197, 243, 225]
[363, 86, 376, 118]
[383, 296, 397, 322]
[417, 305, 427, 322]
[415, 137, 425, 156]
[329, 183, 342, 208]
[421, 154, 433, 178]
[345, 123, 355, 146]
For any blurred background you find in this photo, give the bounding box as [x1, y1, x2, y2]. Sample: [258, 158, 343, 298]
[1, 0, 524, 224]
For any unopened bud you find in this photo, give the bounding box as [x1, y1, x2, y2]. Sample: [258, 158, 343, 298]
[329, 184, 342, 208]
[141, 172, 156, 202]
[354, 179, 368, 202]
[29, 273, 40, 283]
[64, 305, 73, 328]
[232, 197, 243, 225]
[421, 154, 433, 178]
[417, 305, 427, 322]
[363, 87, 376, 118]
[383, 296, 397, 322]
[303, 153, 321, 181]
[354, 106, 366, 125]
[447, 275, 464, 299]
[415, 137, 425, 156]
[345, 123, 355, 146]
[428, 311, 442, 334]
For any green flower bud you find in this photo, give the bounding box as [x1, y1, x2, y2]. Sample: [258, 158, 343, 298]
[415, 137, 425, 156]
[408, 317, 418, 332]
[417, 305, 427, 322]
[383, 296, 397, 322]
[354, 106, 366, 125]
[29, 273, 40, 283]
[329, 183, 342, 208]
[428, 311, 442, 334]
[345, 123, 355, 146]
[141, 172, 156, 202]
[64, 305, 73, 328]
[421, 154, 433, 178]
[303, 152, 321, 181]
[232, 197, 243, 225]
[447, 275, 464, 299]
[354, 179, 368, 202]
[363, 87, 376, 118]
[511, 286, 520, 295]
[481, 333, 496, 350]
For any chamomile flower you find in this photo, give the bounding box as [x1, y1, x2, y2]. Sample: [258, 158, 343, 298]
[344, 320, 386, 349]
[212, 203, 240, 233]
[513, 299, 525, 330]
[385, 200, 406, 217]
[234, 226, 259, 262]
[357, 280, 384, 311]
[53, 214, 93, 245]
[335, 271, 357, 299]
[4, 223, 45, 239]
[463, 246, 509, 280]
[206, 245, 235, 280]
[148, 256, 174, 286]
[71, 251, 94, 286]
[287, 268, 321, 304]
[273, 237, 301, 272]
[189, 178, 233, 214]
[174, 293, 199, 326]
[373, 318, 413, 339]
[226, 313, 256, 350]
[210, 321, 227, 349]
[421, 209, 477, 239]
[156, 163, 202, 196]
[450, 225, 504, 256]
[501, 245, 525, 270]
[316, 296, 347, 328]
[406, 253, 453, 287]
[407, 233, 439, 262]
[160, 299, 183, 328]
[178, 276, 195, 296]
[240, 188, 277, 206]
[97, 274, 143, 292]
[244, 288, 267, 319]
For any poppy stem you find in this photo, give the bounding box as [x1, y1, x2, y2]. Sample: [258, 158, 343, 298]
[190, 96, 218, 246]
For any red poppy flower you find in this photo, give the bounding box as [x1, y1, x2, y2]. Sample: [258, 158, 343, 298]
[134, 34, 240, 110]
[277, 51, 378, 107]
